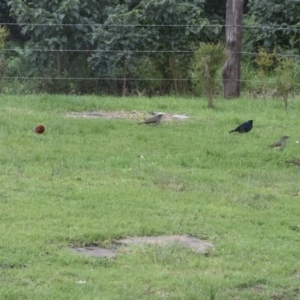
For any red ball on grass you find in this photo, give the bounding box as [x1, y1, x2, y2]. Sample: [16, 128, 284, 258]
[35, 125, 45, 134]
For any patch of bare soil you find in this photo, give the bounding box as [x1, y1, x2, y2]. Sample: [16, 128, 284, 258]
[66, 111, 189, 122]
[73, 246, 117, 258]
[116, 235, 213, 253]
[72, 235, 213, 258]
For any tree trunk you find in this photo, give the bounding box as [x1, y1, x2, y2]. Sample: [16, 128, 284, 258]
[122, 61, 127, 97]
[56, 51, 61, 77]
[222, 0, 244, 99]
[169, 53, 178, 94]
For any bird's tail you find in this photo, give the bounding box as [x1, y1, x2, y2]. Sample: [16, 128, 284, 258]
[229, 130, 235, 133]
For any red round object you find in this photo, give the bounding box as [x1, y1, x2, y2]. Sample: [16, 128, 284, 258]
[35, 125, 45, 134]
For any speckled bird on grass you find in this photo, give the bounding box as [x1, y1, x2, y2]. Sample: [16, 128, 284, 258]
[138, 113, 164, 125]
[286, 158, 300, 167]
[269, 136, 289, 150]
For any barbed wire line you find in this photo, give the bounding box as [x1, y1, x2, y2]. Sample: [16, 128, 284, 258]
[0, 23, 219, 27]
[1, 49, 195, 53]
[1, 22, 300, 31]
[3, 76, 192, 81]
[2, 76, 299, 85]
[235, 52, 300, 58]
[2, 48, 300, 58]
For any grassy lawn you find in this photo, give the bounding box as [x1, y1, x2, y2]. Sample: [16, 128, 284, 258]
[0, 94, 300, 299]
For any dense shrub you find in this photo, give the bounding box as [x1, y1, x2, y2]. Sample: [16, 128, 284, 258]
[192, 43, 227, 107]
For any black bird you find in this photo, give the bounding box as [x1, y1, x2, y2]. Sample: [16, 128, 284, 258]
[138, 113, 164, 125]
[229, 120, 253, 133]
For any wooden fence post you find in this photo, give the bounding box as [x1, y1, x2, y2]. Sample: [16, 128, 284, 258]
[222, 0, 244, 99]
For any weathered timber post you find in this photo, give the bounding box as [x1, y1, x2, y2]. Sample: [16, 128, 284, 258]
[222, 0, 244, 99]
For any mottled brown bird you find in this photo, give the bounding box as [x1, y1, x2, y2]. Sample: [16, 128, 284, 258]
[138, 113, 164, 125]
[269, 135, 289, 150]
[286, 159, 300, 167]
[34, 125, 45, 134]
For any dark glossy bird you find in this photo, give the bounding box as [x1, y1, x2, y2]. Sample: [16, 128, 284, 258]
[286, 159, 300, 167]
[269, 135, 289, 150]
[34, 125, 45, 134]
[229, 120, 253, 133]
[138, 113, 164, 125]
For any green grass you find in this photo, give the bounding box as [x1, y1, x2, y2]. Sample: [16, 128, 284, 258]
[0, 94, 300, 299]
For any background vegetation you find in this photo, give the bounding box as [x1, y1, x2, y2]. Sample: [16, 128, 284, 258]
[1, 0, 300, 97]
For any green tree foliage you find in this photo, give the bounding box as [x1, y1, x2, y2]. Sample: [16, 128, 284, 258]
[87, 3, 152, 95]
[7, 0, 110, 92]
[4, 0, 225, 95]
[87, 0, 222, 94]
[0, 0, 25, 42]
[8, 0, 110, 49]
[245, 0, 300, 54]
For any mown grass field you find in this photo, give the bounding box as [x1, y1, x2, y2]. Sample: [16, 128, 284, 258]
[1, 94, 300, 299]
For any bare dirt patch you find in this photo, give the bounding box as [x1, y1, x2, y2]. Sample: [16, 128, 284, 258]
[116, 235, 213, 253]
[73, 246, 118, 258]
[66, 111, 189, 122]
[72, 235, 213, 258]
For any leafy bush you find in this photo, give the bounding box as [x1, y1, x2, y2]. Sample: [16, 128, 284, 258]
[255, 47, 277, 77]
[192, 43, 227, 108]
[131, 57, 163, 96]
[274, 58, 298, 110]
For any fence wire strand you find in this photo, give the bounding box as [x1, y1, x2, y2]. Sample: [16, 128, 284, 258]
[1, 22, 300, 86]
[1, 22, 300, 31]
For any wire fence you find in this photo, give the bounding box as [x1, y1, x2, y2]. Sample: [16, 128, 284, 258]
[1, 22, 300, 30]
[1, 49, 300, 58]
[2, 76, 269, 83]
[1, 22, 300, 89]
